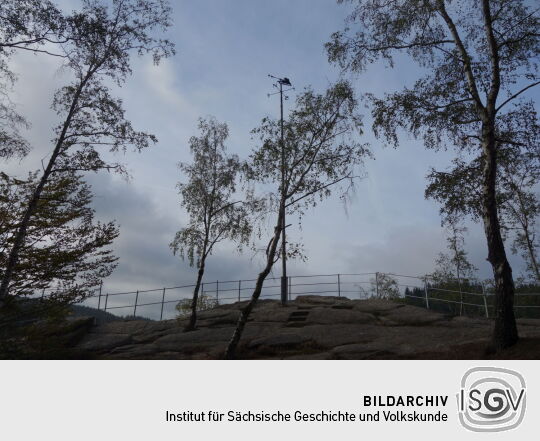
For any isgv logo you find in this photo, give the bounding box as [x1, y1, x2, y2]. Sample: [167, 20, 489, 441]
[457, 367, 526, 432]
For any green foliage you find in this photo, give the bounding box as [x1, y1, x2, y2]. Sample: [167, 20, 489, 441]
[225, 82, 370, 358]
[248, 81, 370, 233]
[175, 294, 218, 318]
[425, 109, 540, 283]
[371, 273, 400, 299]
[327, 0, 540, 347]
[432, 218, 478, 285]
[170, 117, 251, 268]
[0, 171, 119, 305]
[326, 0, 539, 219]
[0, 0, 65, 160]
[0, 0, 175, 302]
[406, 281, 540, 319]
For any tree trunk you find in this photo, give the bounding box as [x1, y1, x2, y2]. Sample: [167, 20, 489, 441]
[481, 124, 518, 351]
[184, 265, 205, 332]
[0, 76, 88, 305]
[224, 214, 283, 359]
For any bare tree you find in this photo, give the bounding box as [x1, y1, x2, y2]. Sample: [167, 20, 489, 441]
[0, 0, 175, 308]
[327, 0, 540, 350]
[225, 82, 370, 358]
[170, 117, 251, 332]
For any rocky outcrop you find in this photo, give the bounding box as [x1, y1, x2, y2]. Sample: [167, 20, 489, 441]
[70, 296, 540, 359]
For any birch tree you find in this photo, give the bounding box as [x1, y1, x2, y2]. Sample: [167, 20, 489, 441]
[1, 0, 67, 160]
[432, 219, 478, 286]
[170, 117, 251, 332]
[225, 82, 369, 358]
[0, 0, 174, 309]
[327, 0, 540, 350]
[426, 108, 540, 283]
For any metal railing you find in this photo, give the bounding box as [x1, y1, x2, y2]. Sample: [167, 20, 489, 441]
[29, 272, 540, 321]
[88, 272, 380, 321]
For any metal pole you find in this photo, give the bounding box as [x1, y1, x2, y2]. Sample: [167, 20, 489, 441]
[337, 274, 341, 297]
[458, 275, 463, 316]
[288, 276, 292, 301]
[133, 290, 139, 317]
[424, 278, 430, 309]
[104, 293, 109, 312]
[482, 283, 489, 318]
[160, 288, 166, 320]
[375, 272, 380, 298]
[97, 280, 103, 310]
[216, 280, 219, 304]
[280, 79, 288, 306]
[238, 280, 241, 302]
[201, 282, 204, 309]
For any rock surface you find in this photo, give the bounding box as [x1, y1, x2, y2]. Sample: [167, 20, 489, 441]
[71, 296, 540, 359]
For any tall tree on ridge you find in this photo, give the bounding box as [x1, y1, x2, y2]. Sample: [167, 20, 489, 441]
[225, 82, 370, 358]
[327, 0, 540, 350]
[0, 170, 118, 320]
[171, 117, 251, 332]
[425, 106, 540, 283]
[0, 0, 175, 308]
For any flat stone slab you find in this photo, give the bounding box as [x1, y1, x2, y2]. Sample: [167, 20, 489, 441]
[70, 296, 540, 359]
[247, 333, 313, 350]
[352, 299, 405, 313]
[295, 295, 353, 306]
[379, 305, 448, 326]
[304, 308, 376, 325]
[78, 333, 132, 352]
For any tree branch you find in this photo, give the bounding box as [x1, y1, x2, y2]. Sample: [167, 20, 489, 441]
[496, 81, 540, 112]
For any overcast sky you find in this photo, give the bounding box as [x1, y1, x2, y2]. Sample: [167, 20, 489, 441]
[4, 0, 539, 308]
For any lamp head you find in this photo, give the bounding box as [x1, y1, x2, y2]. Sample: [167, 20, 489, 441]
[280, 77, 292, 86]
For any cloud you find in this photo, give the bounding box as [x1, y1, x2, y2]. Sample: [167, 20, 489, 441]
[2, 0, 534, 319]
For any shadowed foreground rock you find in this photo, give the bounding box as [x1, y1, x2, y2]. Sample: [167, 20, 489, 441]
[71, 296, 540, 359]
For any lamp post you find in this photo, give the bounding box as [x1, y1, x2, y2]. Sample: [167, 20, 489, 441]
[268, 74, 292, 305]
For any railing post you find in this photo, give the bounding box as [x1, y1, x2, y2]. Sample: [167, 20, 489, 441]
[160, 287, 166, 320]
[201, 282, 204, 309]
[482, 283, 489, 318]
[375, 272, 380, 298]
[97, 280, 103, 310]
[133, 290, 139, 317]
[288, 276, 292, 301]
[104, 293, 109, 312]
[424, 278, 430, 309]
[238, 280, 241, 302]
[281, 275, 288, 305]
[337, 274, 341, 297]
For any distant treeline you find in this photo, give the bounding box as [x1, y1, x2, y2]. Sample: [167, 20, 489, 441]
[405, 282, 540, 319]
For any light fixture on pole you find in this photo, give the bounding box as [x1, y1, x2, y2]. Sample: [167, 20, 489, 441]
[268, 74, 294, 305]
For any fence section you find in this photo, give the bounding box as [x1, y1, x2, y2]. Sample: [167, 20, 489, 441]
[38, 272, 540, 321]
